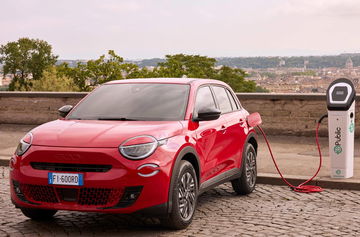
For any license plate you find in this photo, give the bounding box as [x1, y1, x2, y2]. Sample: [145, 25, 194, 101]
[48, 172, 83, 186]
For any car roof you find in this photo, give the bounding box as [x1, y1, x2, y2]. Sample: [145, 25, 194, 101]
[104, 78, 228, 87]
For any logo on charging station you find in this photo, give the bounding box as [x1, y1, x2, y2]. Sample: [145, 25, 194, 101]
[334, 127, 342, 155]
[349, 122, 354, 133]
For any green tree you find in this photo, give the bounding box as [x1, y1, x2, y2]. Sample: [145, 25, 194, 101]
[57, 62, 89, 91]
[58, 51, 265, 93]
[214, 66, 256, 92]
[150, 54, 260, 92]
[122, 63, 154, 78]
[0, 38, 58, 90]
[155, 54, 216, 78]
[58, 50, 129, 91]
[30, 66, 79, 92]
[255, 86, 269, 92]
[85, 50, 124, 84]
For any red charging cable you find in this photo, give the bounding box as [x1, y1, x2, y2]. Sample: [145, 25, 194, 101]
[256, 115, 327, 193]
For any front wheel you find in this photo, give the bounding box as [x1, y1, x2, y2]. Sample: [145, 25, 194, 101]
[20, 208, 57, 220]
[162, 160, 198, 230]
[231, 143, 257, 195]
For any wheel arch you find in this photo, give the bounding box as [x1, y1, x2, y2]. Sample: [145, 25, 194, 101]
[239, 132, 258, 170]
[247, 133, 258, 153]
[167, 146, 201, 213]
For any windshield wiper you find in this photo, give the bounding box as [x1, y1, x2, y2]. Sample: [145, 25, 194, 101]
[97, 117, 138, 121]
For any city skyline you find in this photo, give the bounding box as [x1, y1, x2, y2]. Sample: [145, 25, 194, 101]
[1, 0, 360, 60]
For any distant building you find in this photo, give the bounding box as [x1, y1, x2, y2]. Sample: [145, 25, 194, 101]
[278, 59, 285, 67]
[346, 57, 353, 69]
[303, 60, 309, 71]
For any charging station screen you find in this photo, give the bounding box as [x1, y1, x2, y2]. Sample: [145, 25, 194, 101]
[332, 87, 348, 102]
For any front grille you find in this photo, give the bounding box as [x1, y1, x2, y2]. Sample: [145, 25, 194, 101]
[78, 188, 122, 206]
[30, 162, 112, 172]
[21, 184, 59, 203]
[17, 182, 121, 207]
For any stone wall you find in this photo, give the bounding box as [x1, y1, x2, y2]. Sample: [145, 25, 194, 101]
[1, 92, 359, 136]
[239, 93, 326, 136]
[0, 92, 87, 125]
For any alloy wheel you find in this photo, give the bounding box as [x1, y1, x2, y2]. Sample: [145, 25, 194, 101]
[245, 149, 256, 188]
[178, 171, 196, 221]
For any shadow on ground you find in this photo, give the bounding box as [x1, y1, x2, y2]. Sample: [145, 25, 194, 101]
[4, 186, 239, 236]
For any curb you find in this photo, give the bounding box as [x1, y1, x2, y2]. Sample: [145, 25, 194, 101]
[258, 173, 360, 191]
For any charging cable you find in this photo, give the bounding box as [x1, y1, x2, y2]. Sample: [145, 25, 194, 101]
[257, 114, 328, 193]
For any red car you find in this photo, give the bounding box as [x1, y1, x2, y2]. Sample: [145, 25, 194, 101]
[10, 78, 258, 229]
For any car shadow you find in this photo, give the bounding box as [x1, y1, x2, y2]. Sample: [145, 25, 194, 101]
[8, 184, 247, 235]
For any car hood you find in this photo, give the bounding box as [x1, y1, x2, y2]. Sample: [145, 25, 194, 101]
[30, 119, 184, 148]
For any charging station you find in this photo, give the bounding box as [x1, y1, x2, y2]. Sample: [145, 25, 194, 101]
[326, 78, 356, 178]
[254, 77, 357, 191]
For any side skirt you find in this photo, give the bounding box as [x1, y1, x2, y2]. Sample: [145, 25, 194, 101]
[199, 168, 242, 195]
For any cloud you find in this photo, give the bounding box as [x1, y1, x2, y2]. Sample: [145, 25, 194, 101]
[1, 0, 359, 59]
[99, 0, 144, 13]
[271, 0, 360, 18]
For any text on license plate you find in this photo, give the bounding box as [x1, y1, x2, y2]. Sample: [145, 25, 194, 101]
[48, 172, 83, 186]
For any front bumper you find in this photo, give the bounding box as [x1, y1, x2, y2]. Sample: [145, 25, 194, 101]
[10, 145, 175, 214]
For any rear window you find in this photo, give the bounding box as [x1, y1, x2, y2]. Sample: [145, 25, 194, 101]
[68, 83, 190, 121]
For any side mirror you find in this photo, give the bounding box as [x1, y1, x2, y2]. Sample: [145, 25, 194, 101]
[246, 112, 262, 127]
[194, 107, 221, 121]
[58, 105, 73, 118]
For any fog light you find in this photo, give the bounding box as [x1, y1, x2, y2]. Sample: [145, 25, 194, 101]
[12, 180, 27, 202]
[117, 186, 143, 208]
[12, 180, 38, 205]
[15, 186, 21, 194]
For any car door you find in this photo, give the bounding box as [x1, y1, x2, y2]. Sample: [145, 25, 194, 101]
[193, 86, 228, 182]
[211, 85, 248, 173]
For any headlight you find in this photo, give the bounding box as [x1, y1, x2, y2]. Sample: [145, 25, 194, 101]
[15, 133, 33, 156]
[119, 135, 167, 160]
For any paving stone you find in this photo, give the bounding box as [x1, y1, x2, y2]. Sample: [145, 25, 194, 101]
[1, 167, 360, 236]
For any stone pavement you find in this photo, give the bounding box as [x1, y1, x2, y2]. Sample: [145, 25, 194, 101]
[1, 167, 360, 236]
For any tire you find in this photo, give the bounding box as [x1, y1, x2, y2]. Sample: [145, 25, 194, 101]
[231, 143, 257, 195]
[20, 208, 57, 220]
[162, 160, 198, 230]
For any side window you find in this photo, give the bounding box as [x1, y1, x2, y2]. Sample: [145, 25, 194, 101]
[212, 86, 232, 113]
[226, 89, 239, 110]
[194, 86, 216, 114]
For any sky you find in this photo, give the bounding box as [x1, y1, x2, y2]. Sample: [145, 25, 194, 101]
[1, 0, 360, 60]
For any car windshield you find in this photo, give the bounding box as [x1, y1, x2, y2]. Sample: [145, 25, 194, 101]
[67, 83, 190, 121]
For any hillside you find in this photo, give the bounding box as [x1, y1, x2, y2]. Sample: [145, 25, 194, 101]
[51, 53, 360, 69]
[216, 53, 360, 69]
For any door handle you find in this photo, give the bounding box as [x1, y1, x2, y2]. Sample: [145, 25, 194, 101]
[220, 125, 227, 134]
